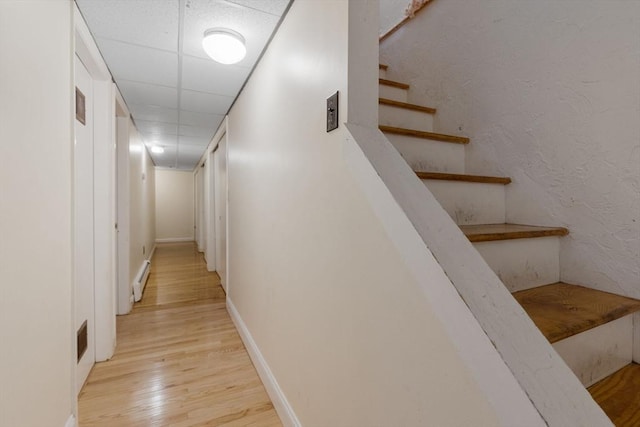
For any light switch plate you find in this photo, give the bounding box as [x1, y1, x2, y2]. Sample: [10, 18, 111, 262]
[327, 91, 339, 132]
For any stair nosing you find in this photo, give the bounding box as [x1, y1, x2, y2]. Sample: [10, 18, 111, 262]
[461, 224, 569, 242]
[380, 125, 469, 144]
[514, 282, 640, 343]
[379, 98, 436, 114]
[416, 171, 511, 185]
[379, 78, 410, 90]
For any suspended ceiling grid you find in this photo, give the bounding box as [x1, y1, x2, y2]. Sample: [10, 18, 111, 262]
[76, 0, 290, 170]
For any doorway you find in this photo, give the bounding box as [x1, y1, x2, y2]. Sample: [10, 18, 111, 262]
[74, 55, 95, 393]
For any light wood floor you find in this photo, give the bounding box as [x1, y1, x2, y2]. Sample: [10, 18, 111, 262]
[78, 242, 282, 427]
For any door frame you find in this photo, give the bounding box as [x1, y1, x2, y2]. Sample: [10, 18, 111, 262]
[74, 5, 117, 372]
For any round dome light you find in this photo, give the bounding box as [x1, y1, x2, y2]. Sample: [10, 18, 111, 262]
[202, 28, 246, 65]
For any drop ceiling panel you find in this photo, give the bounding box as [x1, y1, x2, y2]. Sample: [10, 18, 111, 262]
[179, 111, 223, 127]
[182, 55, 250, 96]
[76, 0, 290, 171]
[178, 143, 210, 155]
[180, 90, 233, 114]
[129, 105, 179, 124]
[179, 136, 213, 147]
[225, 0, 290, 17]
[135, 120, 179, 136]
[152, 144, 178, 168]
[96, 38, 179, 87]
[182, 0, 280, 67]
[178, 124, 214, 139]
[141, 133, 178, 147]
[118, 80, 178, 109]
[176, 152, 205, 170]
[76, 0, 180, 52]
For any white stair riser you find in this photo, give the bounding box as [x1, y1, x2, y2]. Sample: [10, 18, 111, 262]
[379, 68, 387, 79]
[473, 237, 560, 292]
[379, 84, 408, 103]
[385, 133, 465, 173]
[423, 180, 505, 225]
[553, 315, 633, 387]
[379, 104, 434, 133]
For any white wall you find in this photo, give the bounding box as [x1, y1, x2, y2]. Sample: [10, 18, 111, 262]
[129, 124, 156, 288]
[155, 169, 194, 242]
[223, 1, 521, 425]
[0, 1, 75, 426]
[380, 0, 640, 298]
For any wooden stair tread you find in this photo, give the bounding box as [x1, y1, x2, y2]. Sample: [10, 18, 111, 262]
[415, 171, 511, 184]
[379, 78, 409, 90]
[589, 363, 640, 426]
[379, 98, 436, 114]
[379, 64, 388, 70]
[380, 125, 469, 144]
[513, 283, 640, 343]
[460, 223, 569, 242]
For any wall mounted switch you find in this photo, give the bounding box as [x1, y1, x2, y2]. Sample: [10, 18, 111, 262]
[327, 91, 339, 132]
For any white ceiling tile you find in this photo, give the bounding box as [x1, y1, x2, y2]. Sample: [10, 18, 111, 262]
[178, 124, 214, 139]
[154, 154, 179, 169]
[78, 0, 289, 171]
[177, 151, 205, 170]
[135, 120, 179, 135]
[180, 90, 233, 114]
[76, 0, 180, 52]
[179, 135, 212, 146]
[180, 111, 223, 127]
[223, 0, 290, 17]
[183, 0, 280, 67]
[95, 38, 178, 87]
[129, 105, 179, 124]
[140, 133, 177, 148]
[182, 56, 249, 96]
[179, 142, 208, 153]
[118, 80, 178, 109]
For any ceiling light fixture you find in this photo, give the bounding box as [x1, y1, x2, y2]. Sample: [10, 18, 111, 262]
[151, 145, 165, 154]
[202, 28, 247, 65]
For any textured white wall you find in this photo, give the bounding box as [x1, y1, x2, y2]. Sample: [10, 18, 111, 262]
[379, 0, 408, 35]
[0, 1, 74, 425]
[380, 0, 640, 297]
[224, 0, 510, 425]
[155, 169, 194, 241]
[129, 125, 156, 285]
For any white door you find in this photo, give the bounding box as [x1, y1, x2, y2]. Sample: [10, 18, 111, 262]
[74, 55, 95, 393]
[214, 135, 228, 291]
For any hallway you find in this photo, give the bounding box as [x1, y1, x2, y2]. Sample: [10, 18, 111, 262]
[78, 243, 282, 426]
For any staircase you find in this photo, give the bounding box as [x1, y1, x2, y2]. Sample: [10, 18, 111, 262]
[378, 63, 640, 426]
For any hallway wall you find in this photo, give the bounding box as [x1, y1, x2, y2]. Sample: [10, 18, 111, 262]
[223, 0, 516, 425]
[129, 125, 156, 287]
[155, 169, 195, 242]
[0, 1, 75, 426]
[380, 0, 640, 298]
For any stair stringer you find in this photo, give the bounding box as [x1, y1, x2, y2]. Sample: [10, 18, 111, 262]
[344, 122, 613, 427]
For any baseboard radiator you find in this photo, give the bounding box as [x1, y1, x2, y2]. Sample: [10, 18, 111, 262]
[133, 260, 151, 302]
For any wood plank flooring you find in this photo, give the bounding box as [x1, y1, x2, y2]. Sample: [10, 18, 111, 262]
[78, 242, 282, 427]
[589, 363, 640, 426]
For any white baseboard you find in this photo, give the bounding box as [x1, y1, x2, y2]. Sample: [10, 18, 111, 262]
[226, 299, 300, 427]
[65, 414, 77, 427]
[155, 237, 194, 243]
